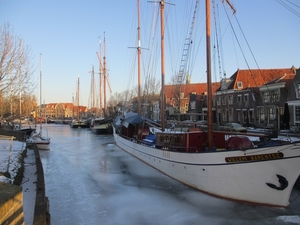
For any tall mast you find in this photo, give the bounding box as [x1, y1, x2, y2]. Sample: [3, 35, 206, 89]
[160, 0, 165, 131]
[98, 38, 103, 118]
[39, 53, 43, 133]
[137, 0, 141, 115]
[206, 0, 213, 150]
[91, 65, 95, 109]
[77, 76, 80, 120]
[103, 33, 107, 117]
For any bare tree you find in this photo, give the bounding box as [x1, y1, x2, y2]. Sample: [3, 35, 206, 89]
[0, 23, 36, 95]
[107, 77, 160, 114]
[0, 22, 37, 118]
[169, 73, 184, 112]
[143, 76, 160, 98]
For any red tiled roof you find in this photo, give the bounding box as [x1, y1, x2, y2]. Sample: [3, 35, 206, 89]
[165, 82, 220, 98]
[229, 68, 296, 90]
[264, 73, 295, 86]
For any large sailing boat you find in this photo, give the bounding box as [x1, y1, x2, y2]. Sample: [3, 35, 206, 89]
[70, 76, 88, 128]
[90, 35, 113, 135]
[113, 0, 300, 207]
[26, 54, 50, 150]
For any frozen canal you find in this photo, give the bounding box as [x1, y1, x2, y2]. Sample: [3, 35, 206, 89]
[40, 124, 300, 225]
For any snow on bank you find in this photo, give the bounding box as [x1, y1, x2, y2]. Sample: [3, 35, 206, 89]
[0, 138, 37, 225]
[0, 137, 25, 183]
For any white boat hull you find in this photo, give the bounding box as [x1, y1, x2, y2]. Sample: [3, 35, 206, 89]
[113, 128, 300, 207]
[26, 132, 50, 150]
[35, 141, 50, 150]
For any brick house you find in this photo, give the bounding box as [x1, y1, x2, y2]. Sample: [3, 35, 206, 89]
[215, 67, 297, 128]
[286, 68, 300, 127]
[165, 82, 220, 121]
[35, 103, 87, 119]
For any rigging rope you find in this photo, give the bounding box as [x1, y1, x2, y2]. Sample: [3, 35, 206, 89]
[276, 0, 300, 17]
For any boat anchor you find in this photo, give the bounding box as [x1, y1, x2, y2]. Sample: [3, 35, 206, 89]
[266, 174, 288, 191]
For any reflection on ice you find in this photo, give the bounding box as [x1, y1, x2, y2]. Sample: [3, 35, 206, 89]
[39, 125, 300, 225]
[277, 215, 300, 224]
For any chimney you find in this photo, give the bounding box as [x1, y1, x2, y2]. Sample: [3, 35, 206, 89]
[186, 75, 191, 84]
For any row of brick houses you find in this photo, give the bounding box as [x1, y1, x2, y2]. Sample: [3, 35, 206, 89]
[35, 66, 300, 130]
[131, 66, 299, 130]
[35, 103, 89, 120]
[213, 67, 299, 129]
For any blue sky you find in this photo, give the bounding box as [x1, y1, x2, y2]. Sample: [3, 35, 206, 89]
[1, 0, 299, 107]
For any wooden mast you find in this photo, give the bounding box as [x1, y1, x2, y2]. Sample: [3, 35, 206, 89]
[91, 65, 95, 109]
[103, 33, 107, 118]
[206, 0, 213, 150]
[77, 76, 80, 121]
[39, 53, 43, 134]
[97, 39, 103, 118]
[160, 0, 165, 131]
[137, 0, 141, 115]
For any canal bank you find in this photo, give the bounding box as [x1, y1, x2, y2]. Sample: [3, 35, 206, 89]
[0, 130, 50, 225]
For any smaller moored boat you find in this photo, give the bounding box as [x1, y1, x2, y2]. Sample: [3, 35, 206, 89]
[26, 130, 50, 150]
[26, 54, 51, 150]
[70, 119, 88, 128]
[90, 118, 113, 134]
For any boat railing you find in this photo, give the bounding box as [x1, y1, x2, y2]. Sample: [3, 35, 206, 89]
[119, 132, 201, 152]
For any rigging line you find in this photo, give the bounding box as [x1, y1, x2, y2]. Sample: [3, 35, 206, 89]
[276, 0, 300, 17]
[223, 7, 264, 89]
[144, 4, 159, 92]
[232, 15, 267, 85]
[283, 0, 300, 8]
[225, 8, 277, 106]
[218, 1, 235, 78]
[164, 1, 179, 86]
[212, 0, 224, 81]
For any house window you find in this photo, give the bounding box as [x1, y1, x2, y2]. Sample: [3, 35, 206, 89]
[217, 97, 221, 106]
[279, 107, 284, 115]
[263, 92, 270, 103]
[268, 107, 276, 121]
[237, 110, 241, 123]
[190, 101, 196, 110]
[222, 96, 226, 105]
[228, 108, 233, 121]
[243, 110, 248, 124]
[297, 84, 300, 98]
[244, 94, 248, 103]
[249, 110, 254, 123]
[295, 106, 300, 123]
[244, 94, 249, 107]
[228, 95, 233, 105]
[237, 95, 241, 106]
[222, 109, 227, 121]
[271, 90, 279, 102]
[237, 82, 243, 89]
[259, 108, 265, 123]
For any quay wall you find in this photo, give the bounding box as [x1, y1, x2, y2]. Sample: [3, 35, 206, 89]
[0, 129, 50, 225]
[0, 183, 24, 225]
[33, 147, 50, 225]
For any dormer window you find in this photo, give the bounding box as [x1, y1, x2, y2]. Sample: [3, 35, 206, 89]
[237, 82, 243, 89]
[297, 83, 300, 98]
